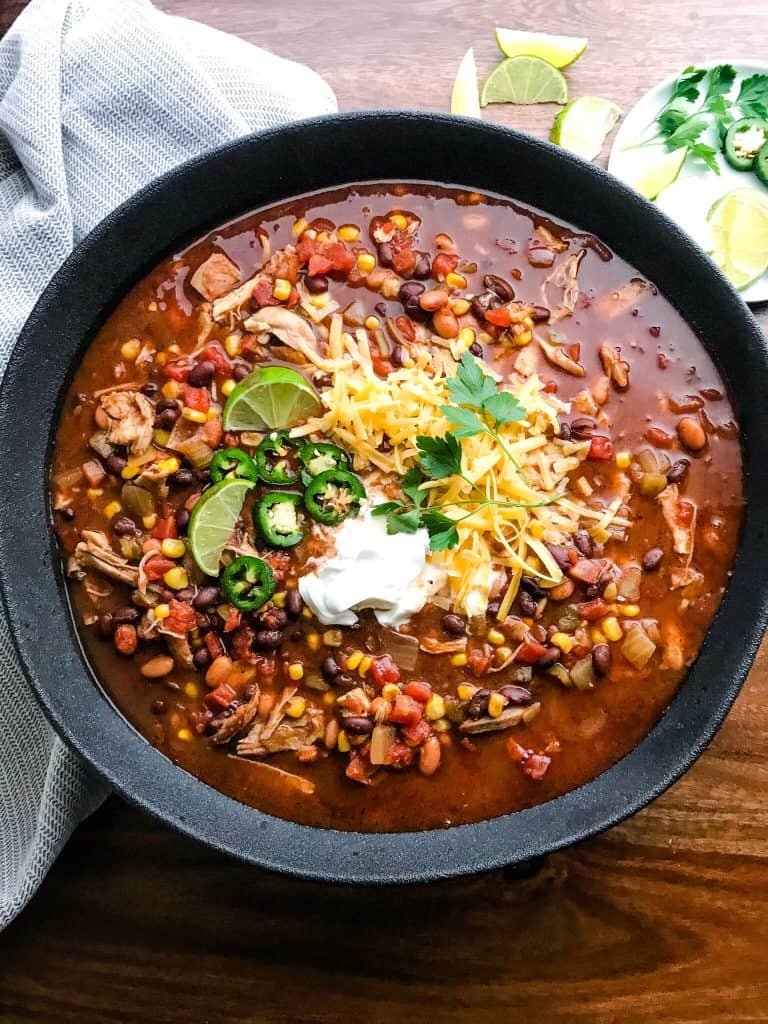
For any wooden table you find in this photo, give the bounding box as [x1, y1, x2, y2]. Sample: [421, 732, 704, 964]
[2, 2, 767, 1020]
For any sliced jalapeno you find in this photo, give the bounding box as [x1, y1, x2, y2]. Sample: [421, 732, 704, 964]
[304, 469, 365, 526]
[254, 432, 300, 486]
[221, 555, 275, 611]
[723, 118, 768, 171]
[256, 491, 305, 547]
[298, 441, 351, 481]
[210, 447, 259, 484]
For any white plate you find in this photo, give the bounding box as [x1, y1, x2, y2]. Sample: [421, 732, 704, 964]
[608, 59, 768, 304]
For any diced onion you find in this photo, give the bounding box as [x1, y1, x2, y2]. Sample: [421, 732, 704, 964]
[621, 624, 657, 669]
[617, 564, 642, 601]
[381, 629, 419, 670]
[370, 724, 396, 765]
[570, 655, 596, 690]
[121, 483, 154, 517]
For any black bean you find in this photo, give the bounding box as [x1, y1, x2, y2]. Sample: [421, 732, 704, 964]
[187, 360, 216, 388]
[196, 468, 211, 485]
[413, 253, 431, 279]
[530, 304, 551, 323]
[498, 684, 533, 705]
[667, 459, 690, 485]
[170, 468, 194, 487]
[192, 647, 211, 670]
[321, 656, 341, 681]
[58, 507, 75, 522]
[313, 373, 333, 389]
[517, 591, 538, 618]
[335, 673, 355, 690]
[305, 274, 329, 294]
[377, 438, 393, 453]
[156, 407, 180, 431]
[255, 629, 283, 650]
[286, 589, 304, 617]
[593, 643, 611, 676]
[398, 281, 425, 305]
[374, 301, 388, 317]
[486, 600, 501, 619]
[377, 242, 394, 267]
[193, 586, 221, 610]
[140, 381, 159, 397]
[113, 516, 139, 537]
[175, 587, 196, 604]
[112, 605, 140, 625]
[260, 608, 288, 629]
[364, 633, 382, 653]
[175, 508, 190, 532]
[391, 344, 407, 368]
[469, 341, 484, 358]
[483, 274, 515, 302]
[520, 576, 546, 599]
[535, 647, 560, 670]
[442, 613, 467, 636]
[470, 291, 500, 321]
[467, 689, 490, 719]
[343, 715, 374, 736]
[156, 397, 180, 413]
[642, 547, 664, 572]
[233, 363, 250, 382]
[97, 613, 115, 638]
[557, 423, 572, 441]
[570, 417, 596, 440]
[289, 629, 302, 642]
[151, 698, 167, 715]
[546, 543, 572, 572]
[583, 584, 600, 600]
[573, 531, 594, 558]
[106, 454, 127, 476]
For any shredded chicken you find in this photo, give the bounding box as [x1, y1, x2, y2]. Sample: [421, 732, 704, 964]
[599, 342, 630, 389]
[240, 709, 324, 757]
[537, 335, 585, 377]
[210, 685, 261, 746]
[459, 706, 529, 734]
[211, 275, 263, 322]
[594, 278, 649, 319]
[97, 390, 154, 454]
[189, 252, 241, 301]
[658, 485, 696, 557]
[164, 634, 194, 666]
[540, 249, 585, 316]
[243, 306, 320, 365]
[72, 530, 140, 587]
[227, 756, 316, 794]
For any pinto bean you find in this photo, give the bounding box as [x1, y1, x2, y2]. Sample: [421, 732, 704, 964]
[192, 647, 211, 670]
[105, 454, 127, 476]
[419, 289, 449, 312]
[419, 734, 442, 776]
[483, 274, 515, 302]
[114, 624, 137, 656]
[205, 655, 233, 688]
[677, 416, 707, 451]
[140, 655, 174, 678]
[593, 644, 611, 676]
[433, 307, 459, 339]
[324, 718, 340, 749]
[548, 578, 574, 601]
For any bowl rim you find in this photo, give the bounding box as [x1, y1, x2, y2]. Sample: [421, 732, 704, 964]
[2, 110, 767, 884]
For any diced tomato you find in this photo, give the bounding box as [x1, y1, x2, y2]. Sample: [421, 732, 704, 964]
[165, 600, 197, 634]
[507, 738, 552, 780]
[263, 550, 291, 582]
[384, 740, 415, 769]
[325, 242, 355, 273]
[202, 417, 223, 448]
[569, 558, 609, 585]
[677, 500, 695, 526]
[345, 752, 374, 783]
[144, 555, 176, 581]
[514, 639, 548, 664]
[231, 625, 255, 661]
[432, 252, 459, 279]
[307, 253, 333, 277]
[253, 277, 278, 307]
[644, 425, 675, 448]
[401, 717, 432, 748]
[222, 606, 242, 633]
[404, 680, 431, 703]
[484, 306, 512, 328]
[371, 351, 393, 378]
[295, 237, 318, 265]
[287, 287, 300, 307]
[542, 379, 559, 394]
[389, 694, 423, 728]
[151, 515, 178, 540]
[391, 246, 416, 276]
[371, 653, 401, 687]
[568, 342, 581, 362]
[204, 632, 227, 660]
[164, 358, 192, 382]
[467, 644, 493, 677]
[200, 343, 232, 374]
[184, 386, 210, 413]
[576, 599, 611, 621]
[204, 683, 237, 711]
[588, 435, 613, 460]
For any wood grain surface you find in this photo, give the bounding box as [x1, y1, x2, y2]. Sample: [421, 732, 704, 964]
[2, 1, 768, 1021]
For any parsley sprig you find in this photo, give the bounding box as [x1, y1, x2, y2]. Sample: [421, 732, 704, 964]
[372, 352, 560, 551]
[626, 64, 768, 174]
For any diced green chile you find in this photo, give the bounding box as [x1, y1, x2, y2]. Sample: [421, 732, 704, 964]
[210, 447, 259, 484]
[304, 469, 365, 525]
[221, 555, 275, 611]
[255, 432, 300, 485]
[723, 118, 768, 171]
[256, 491, 305, 547]
[298, 441, 351, 480]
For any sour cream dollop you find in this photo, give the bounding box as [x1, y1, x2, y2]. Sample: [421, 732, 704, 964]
[298, 509, 446, 628]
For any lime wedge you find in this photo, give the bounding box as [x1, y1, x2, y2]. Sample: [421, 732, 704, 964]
[222, 365, 321, 432]
[188, 478, 254, 576]
[707, 188, 768, 291]
[451, 48, 481, 117]
[630, 147, 688, 200]
[550, 96, 622, 160]
[494, 28, 588, 69]
[481, 56, 568, 107]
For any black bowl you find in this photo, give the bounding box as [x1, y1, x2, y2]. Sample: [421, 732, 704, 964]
[2, 112, 767, 884]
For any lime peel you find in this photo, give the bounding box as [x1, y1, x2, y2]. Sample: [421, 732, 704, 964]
[451, 48, 481, 117]
[551, 96, 622, 160]
[494, 28, 588, 69]
[481, 56, 568, 107]
[707, 187, 768, 291]
[188, 478, 255, 577]
[222, 365, 321, 432]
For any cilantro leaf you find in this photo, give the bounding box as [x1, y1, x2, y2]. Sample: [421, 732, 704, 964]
[386, 507, 421, 535]
[689, 142, 721, 174]
[665, 112, 710, 149]
[428, 526, 460, 552]
[447, 351, 497, 408]
[736, 73, 768, 118]
[420, 507, 454, 532]
[416, 433, 463, 480]
[420, 508, 460, 551]
[705, 64, 736, 102]
[657, 103, 691, 137]
[371, 501, 403, 517]
[402, 467, 428, 507]
[441, 404, 484, 438]
[483, 391, 527, 426]
[668, 66, 707, 103]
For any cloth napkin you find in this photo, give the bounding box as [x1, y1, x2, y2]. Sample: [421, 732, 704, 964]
[0, 0, 336, 931]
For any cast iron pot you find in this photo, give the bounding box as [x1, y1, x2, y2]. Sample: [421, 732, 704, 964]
[2, 113, 767, 884]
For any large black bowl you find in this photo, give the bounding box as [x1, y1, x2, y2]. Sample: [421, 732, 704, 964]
[1, 112, 767, 883]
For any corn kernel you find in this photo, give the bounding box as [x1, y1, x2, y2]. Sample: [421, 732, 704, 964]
[120, 338, 141, 361]
[306, 632, 321, 652]
[603, 581, 618, 601]
[512, 330, 532, 347]
[224, 333, 241, 357]
[451, 652, 468, 667]
[301, 606, 313, 620]
[184, 682, 199, 698]
[622, 604, 640, 618]
[292, 218, 309, 237]
[457, 682, 476, 701]
[450, 298, 471, 316]
[323, 691, 336, 707]
[487, 628, 505, 646]
[142, 513, 157, 529]
[495, 645, 513, 664]
[162, 380, 180, 399]
[154, 429, 171, 447]
[286, 698, 306, 722]
[345, 650, 364, 672]
[381, 683, 401, 701]
[603, 616, 623, 642]
[316, 231, 331, 245]
[530, 520, 545, 539]
[458, 327, 476, 347]
[338, 224, 360, 242]
[156, 352, 167, 366]
[364, 315, 380, 330]
[615, 451, 631, 469]
[591, 627, 607, 645]
[445, 271, 467, 290]
[488, 692, 506, 718]
[156, 457, 180, 475]
[287, 662, 304, 682]
[272, 591, 287, 608]
[103, 501, 121, 520]
[390, 213, 408, 230]
[161, 538, 186, 559]
[154, 603, 170, 620]
[426, 694, 446, 721]
[221, 378, 236, 397]
[207, 408, 220, 421]
[147, 301, 158, 312]
[182, 407, 207, 424]
[356, 252, 376, 273]
[323, 629, 343, 647]
[552, 632, 575, 653]
[177, 728, 193, 742]
[310, 292, 329, 308]
[86, 487, 103, 499]
[434, 718, 453, 733]
[273, 278, 292, 301]
[164, 566, 189, 590]
[593, 527, 610, 545]
[337, 730, 351, 753]
[358, 655, 373, 677]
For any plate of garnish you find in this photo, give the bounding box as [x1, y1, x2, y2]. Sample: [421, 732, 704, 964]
[609, 61, 768, 303]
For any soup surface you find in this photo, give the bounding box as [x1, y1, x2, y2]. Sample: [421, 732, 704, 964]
[52, 183, 743, 832]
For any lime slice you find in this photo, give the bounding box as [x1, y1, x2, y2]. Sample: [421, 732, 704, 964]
[494, 28, 588, 69]
[630, 147, 688, 200]
[451, 48, 481, 117]
[707, 188, 768, 291]
[550, 96, 622, 160]
[481, 56, 568, 107]
[188, 478, 254, 576]
[222, 365, 321, 432]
